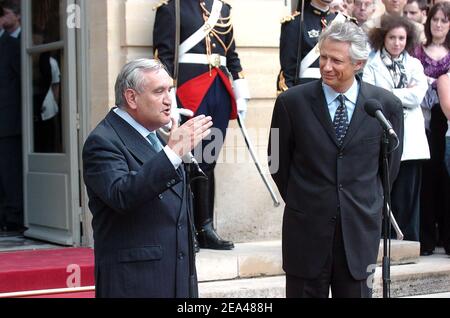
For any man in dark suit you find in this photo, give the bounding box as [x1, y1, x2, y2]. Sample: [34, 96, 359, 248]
[83, 59, 212, 298]
[0, 2, 23, 233]
[0, 0, 20, 38]
[268, 21, 403, 298]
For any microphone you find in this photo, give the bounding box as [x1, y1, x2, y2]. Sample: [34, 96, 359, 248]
[364, 99, 398, 140]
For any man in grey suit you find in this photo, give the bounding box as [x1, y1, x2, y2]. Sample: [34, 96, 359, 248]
[269, 22, 404, 298]
[83, 59, 212, 298]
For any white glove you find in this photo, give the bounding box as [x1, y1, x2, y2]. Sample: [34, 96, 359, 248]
[236, 98, 248, 119]
[233, 79, 251, 120]
[164, 89, 194, 130]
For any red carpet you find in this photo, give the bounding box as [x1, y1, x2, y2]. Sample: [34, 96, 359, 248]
[27, 291, 94, 298]
[0, 248, 94, 296]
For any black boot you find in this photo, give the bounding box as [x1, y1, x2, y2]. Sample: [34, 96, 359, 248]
[197, 220, 234, 250]
[192, 169, 234, 250]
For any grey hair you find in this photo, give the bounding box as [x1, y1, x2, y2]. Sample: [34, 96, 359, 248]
[318, 21, 370, 63]
[114, 58, 168, 108]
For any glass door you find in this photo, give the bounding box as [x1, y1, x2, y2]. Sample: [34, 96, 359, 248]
[22, 0, 81, 245]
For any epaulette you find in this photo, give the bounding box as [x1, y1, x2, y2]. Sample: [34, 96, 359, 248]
[152, 0, 170, 11]
[280, 11, 300, 24]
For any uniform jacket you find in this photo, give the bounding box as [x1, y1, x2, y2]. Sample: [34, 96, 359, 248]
[153, 0, 243, 117]
[268, 78, 404, 280]
[0, 32, 21, 137]
[363, 50, 430, 161]
[83, 109, 197, 298]
[277, 3, 336, 90]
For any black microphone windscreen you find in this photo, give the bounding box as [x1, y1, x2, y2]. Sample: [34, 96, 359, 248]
[364, 99, 383, 117]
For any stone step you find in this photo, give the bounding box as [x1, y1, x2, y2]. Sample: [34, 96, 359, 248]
[196, 241, 450, 298]
[374, 248, 450, 298]
[199, 276, 285, 298]
[196, 239, 419, 283]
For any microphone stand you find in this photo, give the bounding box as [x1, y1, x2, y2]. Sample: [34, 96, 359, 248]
[381, 131, 392, 298]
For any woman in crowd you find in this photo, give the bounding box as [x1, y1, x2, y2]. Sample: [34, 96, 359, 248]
[363, 16, 429, 242]
[412, 2, 450, 255]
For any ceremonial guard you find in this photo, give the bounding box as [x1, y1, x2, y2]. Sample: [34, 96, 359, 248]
[153, 0, 250, 250]
[277, 0, 353, 92]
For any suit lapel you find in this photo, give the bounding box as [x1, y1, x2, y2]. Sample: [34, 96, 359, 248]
[310, 81, 339, 147]
[106, 109, 157, 164]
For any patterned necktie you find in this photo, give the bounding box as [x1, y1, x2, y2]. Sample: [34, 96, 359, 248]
[147, 132, 163, 152]
[333, 94, 349, 146]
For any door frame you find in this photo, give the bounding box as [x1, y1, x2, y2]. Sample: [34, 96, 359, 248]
[76, 0, 93, 247]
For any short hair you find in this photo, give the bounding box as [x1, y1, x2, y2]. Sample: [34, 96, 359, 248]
[114, 58, 169, 108]
[424, 2, 450, 50]
[0, 0, 20, 15]
[354, 0, 376, 6]
[406, 0, 428, 11]
[318, 21, 370, 62]
[368, 15, 418, 53]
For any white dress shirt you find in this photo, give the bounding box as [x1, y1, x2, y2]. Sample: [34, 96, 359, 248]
[322, 78, 359, 122]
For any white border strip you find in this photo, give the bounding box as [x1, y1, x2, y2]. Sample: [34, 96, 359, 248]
[0, 286, 95, 298]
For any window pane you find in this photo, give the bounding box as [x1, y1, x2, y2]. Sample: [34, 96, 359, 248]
[32, 0, 61, 45]
[32, 49, 64, 153]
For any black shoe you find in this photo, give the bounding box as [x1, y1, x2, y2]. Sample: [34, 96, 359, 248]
[197, 222, 234, 250]
[420, 249, 434, 256]
[0, 222, 26, 235]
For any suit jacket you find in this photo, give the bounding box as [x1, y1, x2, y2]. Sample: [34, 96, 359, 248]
[0, 32, 21, 137]
[363, 50, 430, 161]
[83, 110, 197, 298]
[268, 78, 404, 280]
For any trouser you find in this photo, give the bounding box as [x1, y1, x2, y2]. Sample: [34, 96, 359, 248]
[420, 106, 448, 252]
[0, 136, 23, 226]
[286, 216, 372, 298]
[391, 160, 423, 241]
